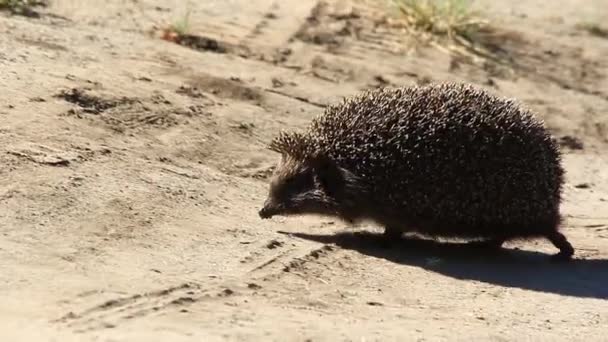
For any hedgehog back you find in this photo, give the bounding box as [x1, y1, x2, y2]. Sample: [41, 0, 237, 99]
[306, 83, 564, 237]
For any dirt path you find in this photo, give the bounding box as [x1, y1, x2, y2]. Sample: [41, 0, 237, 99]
[1, 0, 607, 340]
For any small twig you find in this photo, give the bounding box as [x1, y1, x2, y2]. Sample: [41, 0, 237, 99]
[264, 88, 327, 108]
[160, 167, 200, 179]
[249, 250, 292, 272]
[567, 215, 608, 220]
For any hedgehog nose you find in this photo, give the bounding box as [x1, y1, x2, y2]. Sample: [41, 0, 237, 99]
[259, 207, 272, 219]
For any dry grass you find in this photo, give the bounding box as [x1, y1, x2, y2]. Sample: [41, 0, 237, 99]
[379, 0, 519, 66]
[390, 0, 486, 41]
[576, 22, 608, 39]
[169, 5, 192, 36]
[160, 2, 193, 42]
[0, 0, 46, 16]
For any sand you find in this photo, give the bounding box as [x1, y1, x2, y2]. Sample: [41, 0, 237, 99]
[1, 0, 607, 340]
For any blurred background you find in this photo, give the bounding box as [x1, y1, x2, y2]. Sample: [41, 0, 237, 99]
[1, 1, 607, 341]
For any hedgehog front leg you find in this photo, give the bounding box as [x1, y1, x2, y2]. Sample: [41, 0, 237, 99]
[383, 226, 403, 239]
[374, 226, 403, 249]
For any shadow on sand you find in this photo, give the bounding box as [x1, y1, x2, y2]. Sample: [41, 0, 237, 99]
[280, 230, 608, 300]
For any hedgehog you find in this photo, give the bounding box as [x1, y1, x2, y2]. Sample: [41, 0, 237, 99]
[258, 82, 574, 261]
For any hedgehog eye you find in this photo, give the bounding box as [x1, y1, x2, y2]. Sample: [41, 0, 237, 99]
[283, 174, 312, 194]
[278, 176, 297, 192]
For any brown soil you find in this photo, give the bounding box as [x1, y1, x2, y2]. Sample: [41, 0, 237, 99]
[1, 0, 607, 340]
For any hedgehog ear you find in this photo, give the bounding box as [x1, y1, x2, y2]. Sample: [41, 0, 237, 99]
[310, 154, 344, 198]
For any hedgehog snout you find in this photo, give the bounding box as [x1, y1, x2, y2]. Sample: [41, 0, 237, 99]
[258, 208, 270, 219]
[259, 198, 280, 219]
[259, 206, 273, 219]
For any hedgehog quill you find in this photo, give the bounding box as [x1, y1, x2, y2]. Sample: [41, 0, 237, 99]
[259, 83, 574, 260]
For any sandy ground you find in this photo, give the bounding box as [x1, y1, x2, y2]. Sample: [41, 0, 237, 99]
[1, 0, 608, 341]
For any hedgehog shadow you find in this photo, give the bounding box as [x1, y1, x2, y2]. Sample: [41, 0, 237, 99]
[281, 230, 608, 300]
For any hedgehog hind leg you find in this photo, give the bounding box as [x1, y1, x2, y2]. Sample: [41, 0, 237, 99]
[546, 231, 574, 262]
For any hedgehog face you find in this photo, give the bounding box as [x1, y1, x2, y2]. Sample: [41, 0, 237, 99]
[259, 155, 346, 219]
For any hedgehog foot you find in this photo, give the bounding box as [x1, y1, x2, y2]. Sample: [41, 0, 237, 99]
[383, 226, 403, 239]
[377, 226, 403, 248]
[547, 232, 574, 262]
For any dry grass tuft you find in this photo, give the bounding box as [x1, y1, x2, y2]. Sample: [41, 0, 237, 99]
[575, 22, 608, 39]
[160, 2, 193, 43]
[0, 0, 47, 16]
[391, 0, 485, 41]
[377, 0, 520, 66]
